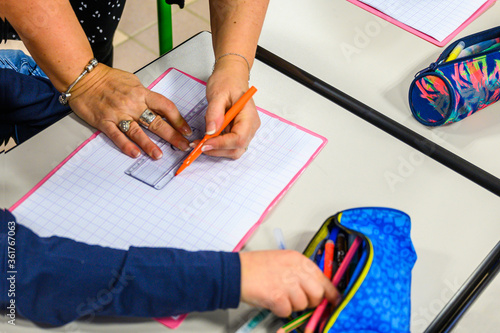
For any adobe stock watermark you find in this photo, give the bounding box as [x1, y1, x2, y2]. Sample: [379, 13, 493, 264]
[384, 123, 462, 192]
[412, 277, 462, 331]
[5, 220, 17, 326]
[38, 269, 135, 333]
[340, 1, 407, 63]
[179, 124, 277, 222]
[340, 19, 390, 63]
[384, 151, 425, 192]
[60, 322, 81, 333]
[75, 269, 135, 322]
[50, 130, 106, 186]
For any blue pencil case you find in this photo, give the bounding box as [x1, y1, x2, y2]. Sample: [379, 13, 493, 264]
[285, 207, 417, 332]
[409, 26, 500, 126]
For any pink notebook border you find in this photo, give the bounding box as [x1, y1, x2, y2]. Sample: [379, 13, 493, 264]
[10, 68, 327, 329]
[346, 0, 496, 47]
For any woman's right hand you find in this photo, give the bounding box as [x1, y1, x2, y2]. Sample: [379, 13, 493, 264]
[68, 64, 192, 160]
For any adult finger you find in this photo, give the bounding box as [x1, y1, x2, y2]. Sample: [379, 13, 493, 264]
[204, 102, 259, 154]
[100, 121, 141, 158]
[198, 133, 247, 159]
[204, 91, 229, 135]
[142, 113, 191, 152]
[124, 120, 165, 159]
[146, 91, 192, 136]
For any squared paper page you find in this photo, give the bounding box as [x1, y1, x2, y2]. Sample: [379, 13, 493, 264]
[351, 0, 489, 43]
[11, 68, 327, 255]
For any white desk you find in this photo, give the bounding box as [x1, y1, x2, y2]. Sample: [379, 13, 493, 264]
[260, 0, 500, 183]
[4, 30, 500, 333]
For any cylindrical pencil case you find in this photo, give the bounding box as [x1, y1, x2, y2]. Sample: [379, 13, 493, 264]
[409, 26, 500, 126]
[281, 207, 417, 333]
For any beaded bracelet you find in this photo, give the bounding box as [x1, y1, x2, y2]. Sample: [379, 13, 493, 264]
[59, 58, 98, 105]
[213, 53, 251, 81]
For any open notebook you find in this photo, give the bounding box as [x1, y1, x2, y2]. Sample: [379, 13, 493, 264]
[347, 0, 496, 46]
[10, 68, 327, 328]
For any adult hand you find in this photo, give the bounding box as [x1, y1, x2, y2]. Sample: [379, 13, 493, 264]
[201, 55, 261, 159]
[68, 64, 192, 159]
[239, 250, 341, 318]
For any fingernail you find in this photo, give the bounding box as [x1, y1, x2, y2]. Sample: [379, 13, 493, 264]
[132, 149, 141, 158]
[201, 145, 213, 152]
[152, 148, 163, 159]
[189, 142, 197, 148]
[182, 125, 193, 136]
[206, 122, 217, 135]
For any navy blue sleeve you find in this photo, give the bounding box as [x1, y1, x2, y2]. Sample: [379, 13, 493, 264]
[0, 209, 241, 326]
[0, 68, 71, 144]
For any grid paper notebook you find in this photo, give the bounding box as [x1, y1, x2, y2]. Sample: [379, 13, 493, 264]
[347, 0, 495, 46]
[11, 68, 327, 327]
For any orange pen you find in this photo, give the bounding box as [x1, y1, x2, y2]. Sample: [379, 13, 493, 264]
[324, 239, 335, 279]
[175, 86, 257, 176]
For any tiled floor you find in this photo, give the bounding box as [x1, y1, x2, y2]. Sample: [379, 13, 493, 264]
[1, 0, 210, 151]
[113, 0, 210, 72]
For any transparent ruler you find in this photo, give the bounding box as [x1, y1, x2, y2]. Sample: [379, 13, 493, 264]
[125, 98, 208, 189]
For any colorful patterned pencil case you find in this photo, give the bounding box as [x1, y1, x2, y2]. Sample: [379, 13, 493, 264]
[284, 207, 417, 333]
[409, 26, 500, 126]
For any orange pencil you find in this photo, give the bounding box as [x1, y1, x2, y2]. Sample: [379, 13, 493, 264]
[175, 86, 257, 176]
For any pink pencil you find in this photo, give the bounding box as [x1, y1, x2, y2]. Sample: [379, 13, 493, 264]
[304, 236, 362, 333]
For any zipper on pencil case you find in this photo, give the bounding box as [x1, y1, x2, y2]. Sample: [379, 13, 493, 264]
[304, 215, 373, 311]
[297, 214, 372, 331]
[414, 46, 500, 77]
[317, 214, 372, 330]
[304, 213, 371, 276]
[415, 29, 500, 77]
[326, 214, 372, 306]
[301, 215, 372, 295]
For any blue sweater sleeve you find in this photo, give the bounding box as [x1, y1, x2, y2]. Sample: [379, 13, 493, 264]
[0, 209, 241, 326]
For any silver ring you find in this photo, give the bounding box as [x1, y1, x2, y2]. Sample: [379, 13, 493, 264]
[138, 108, 157, 128]
[119, 120, 132, 133]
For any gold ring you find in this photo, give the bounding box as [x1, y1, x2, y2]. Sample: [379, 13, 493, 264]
[118, 120, 132, 133]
